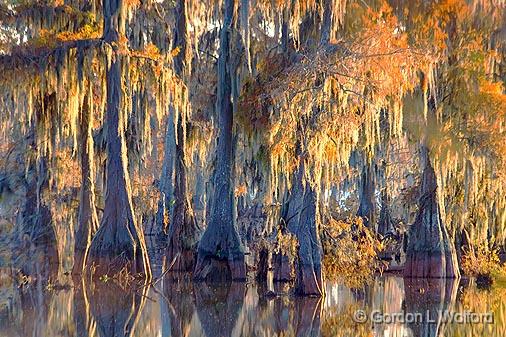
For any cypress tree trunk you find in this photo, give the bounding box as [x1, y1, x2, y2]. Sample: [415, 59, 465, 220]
[285, 157, 325, 296]
[166, 0, 200, 272]
[377, 189, 394, 236]
[157, 108, 176, 237]
[293, 185, 325, 296]
[357, 161, 376, 228]
[194, 0, 246, 281]
[73, 88, 99, 275]
[404, 145, 460, 278]
[192, 155, 207, 226]
[87, 0, 151, 279]
[276, 1, 336, 295]
[20, 93, 59, 280]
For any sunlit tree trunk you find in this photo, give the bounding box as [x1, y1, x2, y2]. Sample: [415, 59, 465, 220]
[194, 0, 246, 281]
[165, 0, 200, 272]
[87, 0, 151, 279]
[73, 87, 99, 275]
[404, 145, 460, 278]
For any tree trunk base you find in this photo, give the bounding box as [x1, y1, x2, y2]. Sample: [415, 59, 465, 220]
[272, 253, 294, 282]
[72, 249, 88, 276]
[167, 247, 196, 272]
[256, 249, 270, 282]
[193, 254, 246, 282]
[87, 222, 151, 280]
[295, 263, 324, 296]
[404, 251, 447, 278]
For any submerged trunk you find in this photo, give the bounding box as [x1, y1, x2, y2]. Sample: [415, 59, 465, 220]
[285, 158, 325, 296]
[166, 0, 200, 272]
[87, 0, 151, 279]
[294, 298, 323, 337]
[404, 146, 460, 278]
[20, 93, 59, 280]
[194, 0, 246, 281]
[21, 154, 59, 279]
[357, 160, 376, 229]
[73, 89, 99, 275]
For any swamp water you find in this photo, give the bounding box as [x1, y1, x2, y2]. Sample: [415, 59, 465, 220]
[0, 274, 505, 337]
[0, 247, 504, 337]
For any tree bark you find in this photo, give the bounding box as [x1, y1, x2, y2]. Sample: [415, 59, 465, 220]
[157, 107, 176, 237]
[166, 0, 200, 272]
[73, 88, 99, 276]
[256, 248, 270, 282]
[357, 160, 376, 229]
[285, 158, 325, 296]
[377, 189, 394, 236]
[20, 93, 59, 280]
[293, 184, 325, 296]
[194, 0, 246, 281]
[87, 0, 151, 279]
[404, 145, 460, 278]
[320, 0, 334, 45]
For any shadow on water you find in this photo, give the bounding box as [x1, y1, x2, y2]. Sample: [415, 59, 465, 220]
[0, 272, 504, 336]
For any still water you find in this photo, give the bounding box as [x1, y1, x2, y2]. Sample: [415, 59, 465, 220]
[0, 271, 505, 337]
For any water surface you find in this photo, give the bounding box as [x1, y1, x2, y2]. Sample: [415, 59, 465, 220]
[0, 272, 504, 337]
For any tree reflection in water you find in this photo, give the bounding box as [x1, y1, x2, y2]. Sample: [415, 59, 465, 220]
[195, 281, 245, 337]
[0, 275, 504, 336]
[73, 279, 96, 337]
[88, 282, 147, 337]
[404, 278, 458, 337]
